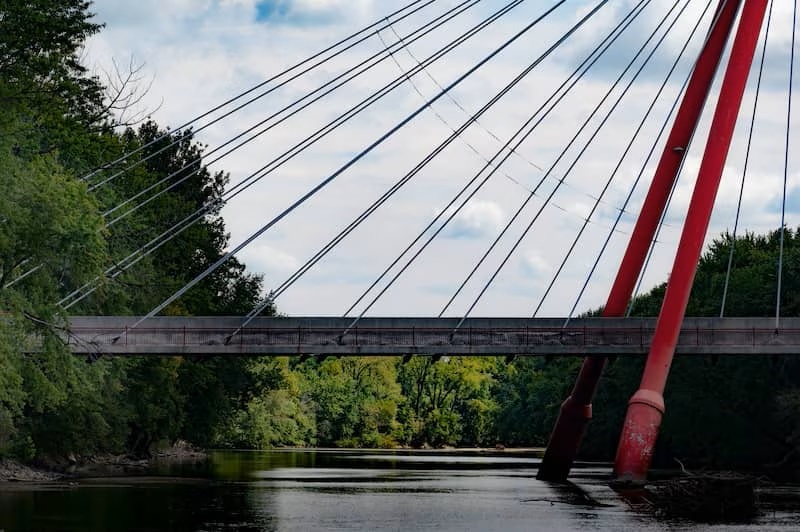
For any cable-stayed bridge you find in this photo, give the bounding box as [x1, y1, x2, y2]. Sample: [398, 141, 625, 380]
[13, 1, 795, 484]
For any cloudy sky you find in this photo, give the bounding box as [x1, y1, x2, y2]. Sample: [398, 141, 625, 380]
[83, 0, 799, 318]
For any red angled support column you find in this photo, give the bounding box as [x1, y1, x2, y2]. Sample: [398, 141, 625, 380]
[613, 0, 769, 486]
[537, 0, 742, 481]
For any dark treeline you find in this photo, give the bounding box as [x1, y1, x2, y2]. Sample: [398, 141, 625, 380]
[1, 1, 798, 478]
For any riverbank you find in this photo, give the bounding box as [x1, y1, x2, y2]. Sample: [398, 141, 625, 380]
[0, 441, 207, 482]
[0, 446, 547, 482]
[0, 459, 62, 481]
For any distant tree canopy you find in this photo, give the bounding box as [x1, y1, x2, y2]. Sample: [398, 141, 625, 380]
[632, 229, 800, 318]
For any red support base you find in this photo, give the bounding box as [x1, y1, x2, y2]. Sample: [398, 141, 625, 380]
[613, 0, 769, 486]
[536, 0, 742, 482]
[612, 390, 665, 485]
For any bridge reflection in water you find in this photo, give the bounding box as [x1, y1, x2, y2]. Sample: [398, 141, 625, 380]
[65, 316, 800, 357]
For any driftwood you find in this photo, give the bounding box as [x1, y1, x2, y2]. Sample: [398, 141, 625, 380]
[642, 471, 759, 522]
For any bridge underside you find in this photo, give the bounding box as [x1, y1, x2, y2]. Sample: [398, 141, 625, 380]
[65, 317, 800, 357]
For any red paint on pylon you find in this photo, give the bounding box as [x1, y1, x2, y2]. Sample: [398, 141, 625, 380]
[613, 0, 770, 486]
[537, 0, 743, 482]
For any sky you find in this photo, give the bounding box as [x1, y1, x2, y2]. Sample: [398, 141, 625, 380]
[82, 0, 800, 318]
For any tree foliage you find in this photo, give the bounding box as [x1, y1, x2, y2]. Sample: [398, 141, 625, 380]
[0, 0, 272, 460]
[398, 356, 496, 447]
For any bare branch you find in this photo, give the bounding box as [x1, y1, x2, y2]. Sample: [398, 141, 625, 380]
[92, 55, 160, 128]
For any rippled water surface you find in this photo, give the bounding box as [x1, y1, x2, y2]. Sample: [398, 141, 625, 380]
[1, 450, 799, 531]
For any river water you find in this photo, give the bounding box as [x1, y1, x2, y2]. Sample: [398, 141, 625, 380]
[1, 450, 799, 531]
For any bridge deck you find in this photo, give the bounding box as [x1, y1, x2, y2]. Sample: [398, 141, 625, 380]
[65, 317, 800, 356]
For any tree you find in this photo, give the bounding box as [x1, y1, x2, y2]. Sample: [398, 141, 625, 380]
[299, 357, 403, 447]
[398, 357, 496, 447]
[123, 357, 185, 456]
[0, 0, 117, 176]
[0, 0, 273, 460]
[0, 0, 103, 103]
[79, 120, 265, 317]
[493, 357, 579, 447]
[0, 118, 106, 303]
[220, 358, 316, 449]
[0, 109, 112, 459]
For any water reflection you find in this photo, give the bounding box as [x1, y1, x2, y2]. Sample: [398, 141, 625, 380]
[1, 479, 272, 532]
[2, 450, 799, 531]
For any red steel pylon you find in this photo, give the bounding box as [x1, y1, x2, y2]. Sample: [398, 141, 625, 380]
[613, 0, 769, 486]
[537, 0, 745, 482]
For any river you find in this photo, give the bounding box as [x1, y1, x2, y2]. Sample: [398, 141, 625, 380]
[1, 450, 799, 531]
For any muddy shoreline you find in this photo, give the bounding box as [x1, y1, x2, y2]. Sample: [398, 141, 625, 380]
[0, 459, 62, 482]
[0, 442, 207, 482]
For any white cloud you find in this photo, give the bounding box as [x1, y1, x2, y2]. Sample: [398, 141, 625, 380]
[238, 245, 298, 275]
[443, 200, 505, 239]
[520, 252, 549, 278]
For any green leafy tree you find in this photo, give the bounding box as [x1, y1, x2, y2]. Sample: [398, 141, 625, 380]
[493, 357, 579, 447]
[0, 0, 275, 460]
[0, 111, 111, 459]
[398, 357, 496, 447]
[299, 357, 403, 447]
[0, 119, 106, 303]
[0, 0, 117, 175]
[76, 119, 268, 454]
[221, 358, 316, 448]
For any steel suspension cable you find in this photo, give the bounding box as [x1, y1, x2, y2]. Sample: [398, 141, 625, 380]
[56, 0, 529, 309]
[3, 260, 38, 288]
[61, 213, 200, 309]
[340, 0, 624, 324]
[226, 1, 614, 337]
[625, 172, 681, 316]
[382, 23, 542, 175]
[447, 0, 686, 326]
[81, 0, 437, 184]
[101, 0, 484, 222]
[116, 1, 571, 332]
[720, 0, 774, 317]
[776, 0, 796, 328]
[533, 0, 711, 317]
[381, 23, 638, 230]
[565, 75, 690, 324]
